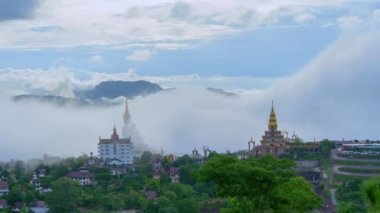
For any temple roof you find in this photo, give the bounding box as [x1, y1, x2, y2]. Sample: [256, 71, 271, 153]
[99, 126, 132, 144]
[99, 138, 131, 144]
[268, 101, 278, 131]
[111, 125, 119, 140]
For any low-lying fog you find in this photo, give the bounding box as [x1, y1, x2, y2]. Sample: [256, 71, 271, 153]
[0, 27, 380, 161]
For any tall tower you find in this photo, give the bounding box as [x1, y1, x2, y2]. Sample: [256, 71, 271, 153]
[123, 97, 131, 125]
[268, 101, 278, 131]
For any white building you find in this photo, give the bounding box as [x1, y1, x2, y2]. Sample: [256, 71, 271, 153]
[98, 126, 134, 165]
[66, 171, 94, 186]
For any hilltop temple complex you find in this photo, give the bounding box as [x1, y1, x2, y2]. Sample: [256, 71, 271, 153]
[248, 102, 320, 157]
[249, 102, 289, 157]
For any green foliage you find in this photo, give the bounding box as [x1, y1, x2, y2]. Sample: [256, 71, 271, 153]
[13, 160, 26, 181]
[6, 185, 23, 206]
[65, 155, 86, 171]
[178, 164, 199, 185]
[320, 139, 335, 156]
[173, 155, 195, 167]
[46, 177, 81, 212]
[336, 179, 366, 212]
[91, 167, 113, 189]
[199, 154, 321, 212]
[126, 189, 148, 209]
[362, 178, 380, 212]
[136, 151, 154, 165]
[97, 192, 126, 210]
[275, 177, 322, 212]
[49, 164, 68, 180]
[3, 153, 323, 213]
[338, 201, 359, 213]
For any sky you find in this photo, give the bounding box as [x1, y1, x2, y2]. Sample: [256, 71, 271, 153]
[0, 0, 380, 160]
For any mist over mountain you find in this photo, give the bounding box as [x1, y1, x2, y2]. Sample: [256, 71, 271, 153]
[13, 80, 237, 107]
[75, 80, 163, 100]
[207, 88, 238, 97]
[13, 80, 163, 106]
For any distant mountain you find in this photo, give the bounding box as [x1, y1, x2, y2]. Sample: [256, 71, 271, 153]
[13, 80, 163, 106]
[75, 80, 163, 100]
[207, 88, 238, 97]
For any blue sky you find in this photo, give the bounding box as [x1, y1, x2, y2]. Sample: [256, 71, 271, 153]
[0, 24, 338, 77]
[0, 0, 377, 80]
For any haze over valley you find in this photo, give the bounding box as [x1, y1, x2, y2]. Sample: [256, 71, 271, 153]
[0, 0, 379, 161]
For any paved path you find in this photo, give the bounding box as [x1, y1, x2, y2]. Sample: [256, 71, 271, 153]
[333, 165, 380, 177]
[331, 151, 380, 162]
[330, 189, 337, 206]
[331, 150, 380, 176]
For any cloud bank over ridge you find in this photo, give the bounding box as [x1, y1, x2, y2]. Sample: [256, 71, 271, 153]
[0, 23, 380, 160]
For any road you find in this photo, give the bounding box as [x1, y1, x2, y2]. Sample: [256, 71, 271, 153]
[333, 165, 380, 177]
[331, 151, 380, 162]
[331, 150, 380, 176]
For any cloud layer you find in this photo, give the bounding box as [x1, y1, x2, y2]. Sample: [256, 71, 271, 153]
[126, 50, 152, 61]
[0, 0, 368, 49]
[0, 24, 379, 161]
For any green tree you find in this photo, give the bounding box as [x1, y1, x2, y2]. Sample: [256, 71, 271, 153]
[6, 185, 22, 206]
[320, 139, 335, 157]
[46, 177, 81, 212]
[49, 164, 68, 180]
[274, 177, 322, 212]
[362, 178, 380, 212]
[13, 160, 26, 181]
[24, 190, 38, 206]
[173, 155, 194, 167]
[336, 179, 365, 212]
[97, 192, 126, 210]
[124, 190, 148, 210]
[174, 198, 199, 213]
[199, 154, 321, 212]
[179, 164, 199, 185]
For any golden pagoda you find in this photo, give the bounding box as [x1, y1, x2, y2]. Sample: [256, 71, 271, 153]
[250, 101, 289, 157]
[268, 101, 278, 131]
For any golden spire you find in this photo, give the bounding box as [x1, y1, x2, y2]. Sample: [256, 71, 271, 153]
[268, 101, 278, 131]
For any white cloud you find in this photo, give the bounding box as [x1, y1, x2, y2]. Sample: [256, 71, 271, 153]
[0, 0, 360, 50]
[89, 55, 104, 63]
[294, 13, 315, 23]
[0, 25, 380, 160]
[265, 28, 380, 141]
[337, 16, 363, 29]
[0, 67, 75, 98]
[0, 67, 278, 97]
[126, 50, 152, 61]
[372, 9, 380, 24]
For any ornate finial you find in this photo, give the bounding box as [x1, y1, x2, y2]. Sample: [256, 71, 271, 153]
[111, 125, 119, 140]
[268, 101, 278, 131]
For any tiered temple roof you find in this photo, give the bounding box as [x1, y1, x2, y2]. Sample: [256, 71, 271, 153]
[98, 126, 131, 144]
[251, 102, 288, 157]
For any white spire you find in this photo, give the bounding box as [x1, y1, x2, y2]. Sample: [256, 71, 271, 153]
[123, 97, 131, 125]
